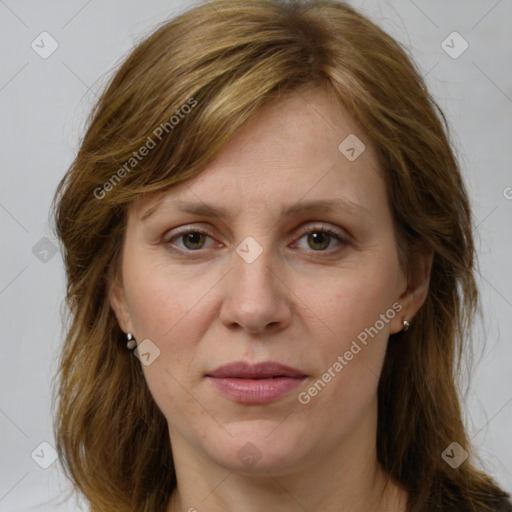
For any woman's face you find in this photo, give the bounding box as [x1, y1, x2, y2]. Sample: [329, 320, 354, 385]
[110, 87, 414, 476]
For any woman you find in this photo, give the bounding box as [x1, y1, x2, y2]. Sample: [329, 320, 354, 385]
[51, 0, 512, 511]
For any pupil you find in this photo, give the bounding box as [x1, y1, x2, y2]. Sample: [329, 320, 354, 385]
[186, 233, 203, 249]
[310, 232, 329, 250]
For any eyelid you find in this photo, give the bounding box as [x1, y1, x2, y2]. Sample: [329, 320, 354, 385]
[162, 225, 219, 247]
[293, 222, 351, 242]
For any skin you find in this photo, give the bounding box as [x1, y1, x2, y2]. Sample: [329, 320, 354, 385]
[109, 86, 432, 512]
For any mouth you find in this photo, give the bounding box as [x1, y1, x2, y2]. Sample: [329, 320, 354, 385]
[205, 361, 307, 404]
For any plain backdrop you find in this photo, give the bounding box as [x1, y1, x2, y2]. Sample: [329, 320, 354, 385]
[0, 0, 511, 510]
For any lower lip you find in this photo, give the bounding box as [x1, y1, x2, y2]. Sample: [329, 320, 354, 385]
[207, 376, 305, 404]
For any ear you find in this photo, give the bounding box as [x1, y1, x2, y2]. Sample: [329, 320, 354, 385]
[390, 243, 434, 334]
[108, 269, 135, 335]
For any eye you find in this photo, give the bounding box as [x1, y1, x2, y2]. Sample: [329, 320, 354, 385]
[294, 225, 349, 252]
[162, 224, 350, 255]
[163, 229, 219, 252]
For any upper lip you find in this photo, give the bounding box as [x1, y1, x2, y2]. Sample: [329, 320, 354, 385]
[206, 361, 306, 379]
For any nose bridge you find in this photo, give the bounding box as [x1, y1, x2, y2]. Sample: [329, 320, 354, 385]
[232, 236, 278, 303]
[219, 235, 291, 333]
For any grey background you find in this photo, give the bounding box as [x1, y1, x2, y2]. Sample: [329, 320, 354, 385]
[0, 0, 511, 510]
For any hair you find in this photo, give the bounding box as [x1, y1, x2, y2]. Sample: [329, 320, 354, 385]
[51, 1, 510, 511]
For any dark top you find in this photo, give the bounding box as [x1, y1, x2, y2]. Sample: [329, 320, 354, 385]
[498, 496, 512, 511]
[487, 496, 512, 511]
[492, 496, 512, 511]
[447, 495, 512, 511]
[427, 492, 512, 511]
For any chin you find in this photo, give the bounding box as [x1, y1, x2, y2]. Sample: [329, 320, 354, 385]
[202, 420, 308, 474]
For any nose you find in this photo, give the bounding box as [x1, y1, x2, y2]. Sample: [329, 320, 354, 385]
[219, 243, 292, 335]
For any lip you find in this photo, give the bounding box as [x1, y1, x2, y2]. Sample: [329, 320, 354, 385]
[206, 361, 307, 404]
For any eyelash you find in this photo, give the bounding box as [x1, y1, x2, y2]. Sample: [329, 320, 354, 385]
[162, 224, 351, 255]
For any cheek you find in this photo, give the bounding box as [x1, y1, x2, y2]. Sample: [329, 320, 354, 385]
[141, 360, 213, 444]
[122, 255, 217, 399]
[299, 253, 400, 411]
[123, 267, 205, 424]
[123, 253, 213, 341]
[316, 253, 400, 349]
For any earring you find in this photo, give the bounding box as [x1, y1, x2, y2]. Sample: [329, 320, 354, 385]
[402, 320, 410, 332]
[126, 333, 137, 350]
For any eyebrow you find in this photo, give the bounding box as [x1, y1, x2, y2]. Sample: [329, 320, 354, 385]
[141, 197, 370, 222]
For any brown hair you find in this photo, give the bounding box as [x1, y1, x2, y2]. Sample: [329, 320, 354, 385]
[51, 1, 509, 511]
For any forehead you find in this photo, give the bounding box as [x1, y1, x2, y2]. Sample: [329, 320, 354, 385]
[131, 87, 385, 221]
